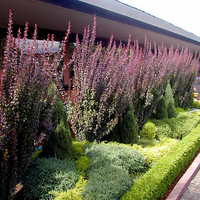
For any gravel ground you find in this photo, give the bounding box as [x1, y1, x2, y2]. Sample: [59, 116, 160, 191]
[180, 169, 200, 200]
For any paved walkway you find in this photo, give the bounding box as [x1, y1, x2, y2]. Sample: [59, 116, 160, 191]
[180, 168, 200, 200]
[166, 153, 200, 200]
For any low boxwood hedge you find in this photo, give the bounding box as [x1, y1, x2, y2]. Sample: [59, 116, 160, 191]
[121, 123, 200, 200]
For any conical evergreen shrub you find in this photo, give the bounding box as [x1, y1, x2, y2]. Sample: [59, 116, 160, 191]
[40, 94, 73, 159]
[101, 103, 138, 144]
[45, 119, 73, 160]
[121, 103, 138, 144]
[168, 101, 177, 118]
[164, 83, 177, 118]
[155, 96, 168, 119]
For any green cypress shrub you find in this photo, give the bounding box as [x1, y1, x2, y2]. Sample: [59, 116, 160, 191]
[164, 83, 177, 118]
[121, 103, 138, 144]
[40, 95, 73, 159]
[164, 83, 173, 107]
[155, 96, 168, 119]
[43, 120, 73, 160]
[101, 103, 138, 144]
[168, 101, 177, 118]
[52, 93, 68, 126]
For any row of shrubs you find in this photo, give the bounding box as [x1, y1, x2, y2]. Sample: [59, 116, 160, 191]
[121, 123, 200, 200]
[133, 138, 178, 168]
[152, 112, 200, 139]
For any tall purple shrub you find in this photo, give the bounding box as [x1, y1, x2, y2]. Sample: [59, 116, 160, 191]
[170, 47, 199, 107]
[127, 39, 170, 128]
[0, 11, 70, 199]
[68, 16, 131, 141]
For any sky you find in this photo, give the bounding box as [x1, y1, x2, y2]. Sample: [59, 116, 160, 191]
[119, 0, 200, 37]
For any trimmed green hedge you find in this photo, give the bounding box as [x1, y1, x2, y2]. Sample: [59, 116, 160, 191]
[121, 123, 200, 200]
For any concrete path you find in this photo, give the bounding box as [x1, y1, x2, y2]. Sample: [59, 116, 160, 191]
[166, 153, 200, 200]
[180, 168, 200, 200]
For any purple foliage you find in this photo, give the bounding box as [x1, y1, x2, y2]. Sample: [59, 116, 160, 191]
[67, 16, 131, 141]
[0, 10, 70, 199]
[67, 16, 199, 139]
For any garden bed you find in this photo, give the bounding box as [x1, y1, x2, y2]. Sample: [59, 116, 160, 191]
[2, 11, 200, 200]
[13, 112, 200, 200]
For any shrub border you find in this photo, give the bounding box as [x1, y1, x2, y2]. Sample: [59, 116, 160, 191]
[121, 124, 200, 200]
